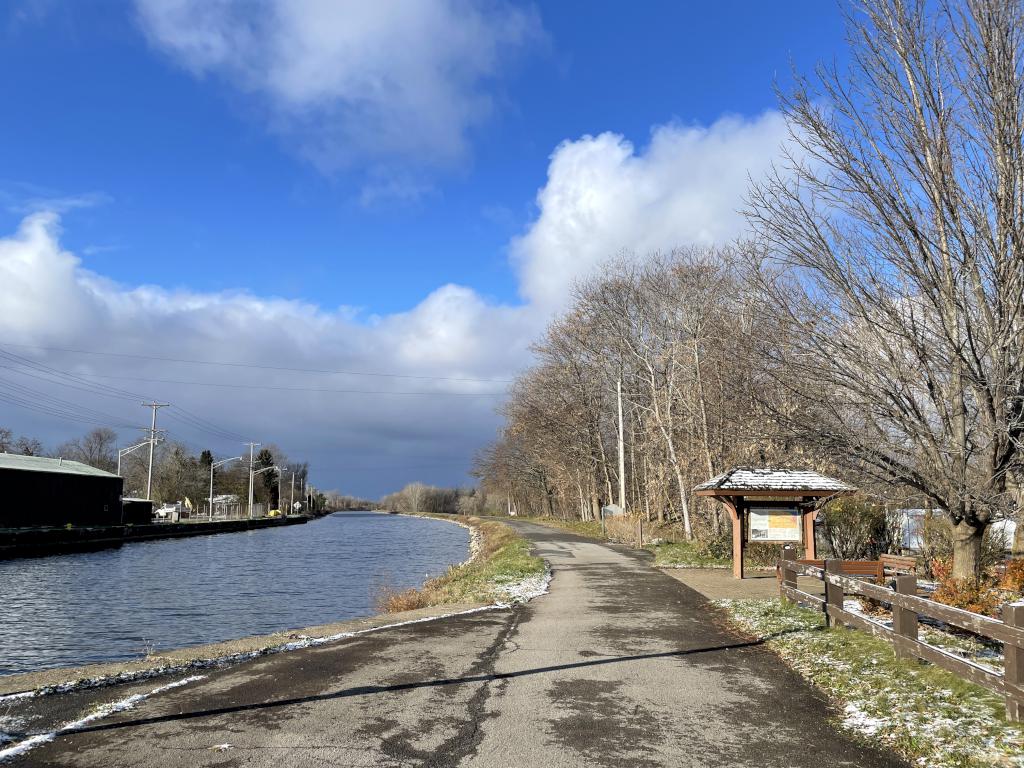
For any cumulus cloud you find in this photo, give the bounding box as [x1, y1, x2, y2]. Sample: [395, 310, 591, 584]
[0, 212, 537, 494]
[0, 112, 796, 494]
[135, 0, 541, 176]
[511, 112, 791, 308]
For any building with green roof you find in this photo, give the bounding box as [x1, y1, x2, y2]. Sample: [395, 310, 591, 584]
[0, 453, 124, 529]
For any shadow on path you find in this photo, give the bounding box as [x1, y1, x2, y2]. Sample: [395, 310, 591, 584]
[56, 628, 811, 738]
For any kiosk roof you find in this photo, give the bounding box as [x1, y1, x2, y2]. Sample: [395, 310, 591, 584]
[694, 467, 854, 495]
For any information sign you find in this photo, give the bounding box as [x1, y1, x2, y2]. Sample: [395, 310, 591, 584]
[747, 507, 801, 543]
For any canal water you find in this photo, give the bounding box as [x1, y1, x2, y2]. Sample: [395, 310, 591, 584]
[0, 512, 470, 676]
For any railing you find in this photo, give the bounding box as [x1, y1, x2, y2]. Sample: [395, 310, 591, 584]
[779, 548, 1024, 721]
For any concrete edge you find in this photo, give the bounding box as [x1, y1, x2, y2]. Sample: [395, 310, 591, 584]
[0, 601, 493, 698]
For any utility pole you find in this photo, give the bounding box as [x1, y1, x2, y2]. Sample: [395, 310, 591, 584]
[616, 377, 626, 511]
[245, 442, 260, 519]
[143, 402, 169, 501]
[290, 471, 295, 516]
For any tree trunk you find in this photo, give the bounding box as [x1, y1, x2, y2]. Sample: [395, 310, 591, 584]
[951, 519, 984, 582]
[672, 464, 693, 540]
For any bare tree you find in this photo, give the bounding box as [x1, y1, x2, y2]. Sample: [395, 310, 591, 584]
[57, 427, 117, 472]
[747, 0, 1024, 579]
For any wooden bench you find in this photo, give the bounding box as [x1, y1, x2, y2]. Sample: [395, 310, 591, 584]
[881, 553, 917, 577]
[779, 558, 884, 584]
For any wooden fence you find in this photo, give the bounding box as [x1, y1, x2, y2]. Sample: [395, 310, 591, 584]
[779, 549, 1024, 721]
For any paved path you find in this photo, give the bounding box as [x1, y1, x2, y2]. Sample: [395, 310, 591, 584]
[6, 521, 904, 767]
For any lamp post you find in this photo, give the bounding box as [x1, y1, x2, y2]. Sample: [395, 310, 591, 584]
[253, 465, 287, 518]
[209, 456, 243, 520]
[117, 441, 151, 477]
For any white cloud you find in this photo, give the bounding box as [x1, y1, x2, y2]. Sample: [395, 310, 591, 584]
[0, 212, 536, 494]
[135, 0, 541, 176]
[0, 112, 795, 494]
[511, 112, 791, 308]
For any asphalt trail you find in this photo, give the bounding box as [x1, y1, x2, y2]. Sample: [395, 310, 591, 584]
[6, 520, 905, 767]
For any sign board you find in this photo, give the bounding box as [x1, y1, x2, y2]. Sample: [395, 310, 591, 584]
[747, 506, 801, 543]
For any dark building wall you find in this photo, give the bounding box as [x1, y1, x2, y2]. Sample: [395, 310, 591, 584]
[0, 469, 124, 529]
[122, 499, 154, 525]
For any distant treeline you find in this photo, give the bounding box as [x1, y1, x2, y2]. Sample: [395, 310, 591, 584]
[321, 492, 378, 511]
[379, 482, 491, 516]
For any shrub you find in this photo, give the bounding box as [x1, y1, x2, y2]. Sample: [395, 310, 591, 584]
[929, 557, 1004, 617]
[697, 532, 732, 560]
[377, 584, 433, 613]
[999, 558, 1024, 596]
[818, 496, 900, 560]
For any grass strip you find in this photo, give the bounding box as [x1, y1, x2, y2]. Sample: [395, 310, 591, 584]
[718, 598, 1023, 768]
[647, 540, 731, 568]
[378, 517, 545, 612]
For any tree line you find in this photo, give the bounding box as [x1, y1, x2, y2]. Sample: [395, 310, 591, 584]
[380, 482, 485, 516]
[476, 0, 1024, 581]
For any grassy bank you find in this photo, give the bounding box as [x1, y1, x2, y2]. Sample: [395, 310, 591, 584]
[379, 517, 546, 612]
[718, 598, 1023, 767]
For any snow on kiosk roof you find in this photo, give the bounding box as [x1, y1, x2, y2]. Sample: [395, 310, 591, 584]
[694, 468, 855, 497]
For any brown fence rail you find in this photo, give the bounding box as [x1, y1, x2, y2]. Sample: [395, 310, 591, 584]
[778, 550, 1024, 722]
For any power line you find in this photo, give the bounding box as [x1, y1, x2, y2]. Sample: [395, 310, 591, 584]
[0, 342, 515, 383]
[163, 408, 250, 444]
[61, 372, 509, 396]
[0, 374, 138, 426]
[0, 352, 256, 444]
[0, 388, 137, 430]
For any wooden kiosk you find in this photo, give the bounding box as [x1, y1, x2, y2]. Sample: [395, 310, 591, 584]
[694, 468, 855, 579]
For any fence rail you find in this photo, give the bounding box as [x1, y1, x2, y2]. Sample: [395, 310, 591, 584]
[779, 549, 1024, 721]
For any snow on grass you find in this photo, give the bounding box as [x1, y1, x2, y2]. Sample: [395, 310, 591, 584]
[717, 599, 1024, 768]
[492, 567, 552, 605]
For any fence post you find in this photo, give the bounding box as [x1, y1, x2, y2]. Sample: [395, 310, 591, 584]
[824, 560, 843, 628]
[892, 574, 918, 660]
[780, 544, 797, 603]
[1004, 601, 1024, 722]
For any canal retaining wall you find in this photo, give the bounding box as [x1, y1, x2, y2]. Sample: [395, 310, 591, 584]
[0, 515, 309, 559]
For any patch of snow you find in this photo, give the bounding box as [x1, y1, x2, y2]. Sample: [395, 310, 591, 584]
[492, 568, 552, 606]
[843, 701, 888, 735]
[0, 675, 206, 763]
[0, 692, 36, 705]
[0, 716, 25, 746]
[844, 599, 893, 629]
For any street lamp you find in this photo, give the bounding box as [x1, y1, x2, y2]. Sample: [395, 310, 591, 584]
[289, 469, 296, 517]
[208, 456, 243, 521]
[117, 441, 150, 478]
[253, 465, 287, 518]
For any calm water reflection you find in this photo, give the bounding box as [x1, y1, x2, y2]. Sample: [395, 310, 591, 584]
[0, 512, 469, 675]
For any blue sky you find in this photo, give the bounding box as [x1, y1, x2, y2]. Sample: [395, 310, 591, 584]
[0, 1, 847, 495]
